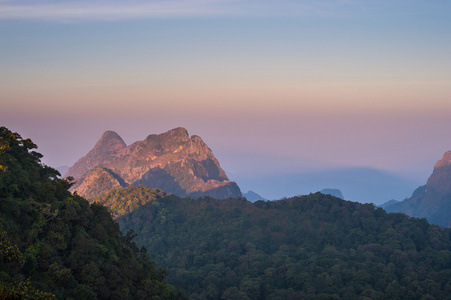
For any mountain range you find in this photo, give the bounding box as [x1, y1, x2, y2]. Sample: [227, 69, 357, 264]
[233, 167, 419, 205]
[65, 127, 451, 228]
[65, 127, 241, 200]
[0, 126, 182, 299]
[4, 125, 451, 299]
[93, 185, 451, 299]
[385, 151, 451, 227]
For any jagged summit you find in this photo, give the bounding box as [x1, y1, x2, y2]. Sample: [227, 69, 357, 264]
[101, 130, 125, 141]
[66, 128, 241, 199]
[433, 151, 451, 168]
[65, 130, 126, 180]
[145, 127, 189, 144]
[426, 151, 451, 193]
[95, 131, 127, 154]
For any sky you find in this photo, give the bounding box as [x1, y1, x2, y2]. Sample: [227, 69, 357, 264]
[1, 0, 451, 199]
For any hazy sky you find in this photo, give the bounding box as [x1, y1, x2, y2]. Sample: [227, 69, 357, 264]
[1, 0, 451, 189]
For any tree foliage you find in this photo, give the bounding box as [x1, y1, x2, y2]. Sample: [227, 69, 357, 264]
[94, 185, 172, 219]
[0, 127, 184, 299]
[107, 187, 451, 299]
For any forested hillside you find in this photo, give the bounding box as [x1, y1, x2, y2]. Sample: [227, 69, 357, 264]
[97, 186, 451, 299]
[4, 124, 451, 299]
[0, 127, 183, 299]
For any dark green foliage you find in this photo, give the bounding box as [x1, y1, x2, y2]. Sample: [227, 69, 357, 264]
[0, 127, 184, 299]
[94, 185, 172, 219]
[0, 226, 55, 299]
[112, 187, 451, 299]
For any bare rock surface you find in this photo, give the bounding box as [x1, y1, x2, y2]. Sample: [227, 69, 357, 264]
[66, 127, 241, 199]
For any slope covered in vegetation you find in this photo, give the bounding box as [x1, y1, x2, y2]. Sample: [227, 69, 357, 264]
[99, 186, 451, 299]
[0, 127, 183, 299]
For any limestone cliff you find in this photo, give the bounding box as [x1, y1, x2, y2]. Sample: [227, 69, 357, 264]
[65, 128, 241, 199]
[74, 167, 128, 200]
[426, 151, 451, 193]
[66, 130, 127, 180]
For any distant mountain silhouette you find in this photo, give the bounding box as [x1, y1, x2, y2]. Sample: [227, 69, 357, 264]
[319, 188, 344, 199]
[243, 190, 267, 202]
[379, 199, 400, 210]
[56, 165, 69, 176]
[65, 127, 241, 199]
[234, 167, 418, 205]
[386, 151, 451, 227]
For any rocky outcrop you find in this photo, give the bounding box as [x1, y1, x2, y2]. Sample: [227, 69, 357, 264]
[66, 131, 127, 180]
[386, 151, 451, 227]
[426, 151, 451, 193]
[65, 128, 241, 200]
[74, 167, 128, 200]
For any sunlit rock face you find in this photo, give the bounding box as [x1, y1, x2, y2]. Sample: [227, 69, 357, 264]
[66, 127, 241, 199]
[386, 151, 451, 227]
[426, 151, 451, 194]
[65, 130, 127, 181]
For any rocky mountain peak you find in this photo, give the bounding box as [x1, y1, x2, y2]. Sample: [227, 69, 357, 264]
[426, 151, 451, 193]
[146, 127, 189, 142]
[186, 135, 213, 157]
[168, 127, 189, 139]
[387, 150, 451, 227]
[65, 130, 126, 179]
[143, 127, 190, 153]
[96, 131, 127, 152]
[433, 151, 451, 169]
[66, 128, 241, 199]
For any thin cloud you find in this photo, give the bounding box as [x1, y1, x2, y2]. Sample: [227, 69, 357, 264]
[0, 0, 362, 21]
[0, 0, 233, 21]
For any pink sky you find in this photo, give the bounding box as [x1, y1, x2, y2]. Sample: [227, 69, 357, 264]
[1, 0, 451, 192]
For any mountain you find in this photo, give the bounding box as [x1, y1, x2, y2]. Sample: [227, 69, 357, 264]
[65, 127, 241, 199]
[56, 165, 69, 175]
[95, 185, 451, 299]
[380, 199, 400, 210]
[319, 188, 344, 199]
[0, 127, 183, 299]
[234, 167, 419, 205]
[66, 130, 127, 180]
[74, 167, 129, 199]
[243, 190, 267, 202]
[386, 151, 451, 227]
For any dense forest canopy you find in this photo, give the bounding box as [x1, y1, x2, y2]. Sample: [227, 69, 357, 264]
[93, 186, 451, 299]
[0, 127, 183, 299]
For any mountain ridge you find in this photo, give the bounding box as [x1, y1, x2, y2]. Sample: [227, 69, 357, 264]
[234, 167, 418, 204]
[100, 185, 451, 299]
[66, 127, 241, 199]
[66, 130, 127, 181]
[0, 126, 182, 299]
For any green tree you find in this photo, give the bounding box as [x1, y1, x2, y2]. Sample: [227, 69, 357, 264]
[0, 127, 185, 299]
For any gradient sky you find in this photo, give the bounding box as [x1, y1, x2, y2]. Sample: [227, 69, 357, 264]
[1, 0, 451, 195]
